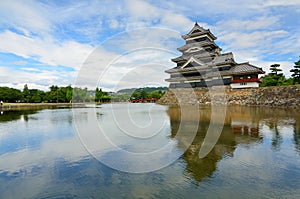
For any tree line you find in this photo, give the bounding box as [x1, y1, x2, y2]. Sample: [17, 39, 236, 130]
[130, 89, 165, 100]
[0, 84, 111, 103]
[260, 57, 300, 87]
[111, 88, 165, 102]
[0, 84, 166, 103]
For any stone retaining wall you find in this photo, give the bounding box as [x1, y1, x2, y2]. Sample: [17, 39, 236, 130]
[157, 85, 300, 108]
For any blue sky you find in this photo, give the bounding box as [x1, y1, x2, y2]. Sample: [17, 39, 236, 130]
[0, 0, 300, 91]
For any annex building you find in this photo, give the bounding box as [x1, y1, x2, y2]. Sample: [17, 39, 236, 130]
[165, 23, 265, 89]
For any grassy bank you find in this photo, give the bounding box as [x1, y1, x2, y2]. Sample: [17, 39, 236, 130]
[0, 102, 87, 111]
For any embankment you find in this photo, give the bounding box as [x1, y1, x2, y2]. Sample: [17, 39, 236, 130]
[0, 103, 78, 111]
[157, 85, 300, 108]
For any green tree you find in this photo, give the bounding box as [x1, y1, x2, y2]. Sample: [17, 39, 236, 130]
[0, 87, 22, 102]
[290, 57, 300, 84]
[131, 91, 141, 100]
[22, 84, 30, 103]
[95, 87, 102, 102]
[65, 85, 73, 103]
[111, 93, 130, 102]
[261, 64, 286, 87]
[270, 64, 283, 76]
[56, 87, 67, 102]
[149, 90, 163, 98]
[95, 87, 111, 102]
[47, 85, 59, 103]
[140, 89, 148, 99]
[73, 87, 90, 102]
[44, 85, 73, 103]
[260, 75, 277, 87]
[28, 89, 45, 103]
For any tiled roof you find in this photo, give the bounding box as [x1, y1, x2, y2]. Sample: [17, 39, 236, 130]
[229, 63, 265, 75]
[187, 22, 206, 34]
[172, 53, 235, 66]
[166, 62, 265, 76]
[182, 23, 217, 40]
[165, 65, 210, 73]
[171, 53, 214, 62]
[177, 41, 218, 51]
[212, 52, 235, 65]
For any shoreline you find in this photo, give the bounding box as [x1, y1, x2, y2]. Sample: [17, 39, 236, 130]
[0, 101, 132, 111]
[0, 102, 97, 111]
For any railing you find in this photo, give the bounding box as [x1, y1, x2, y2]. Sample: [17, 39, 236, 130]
[231, 78, 261, 83]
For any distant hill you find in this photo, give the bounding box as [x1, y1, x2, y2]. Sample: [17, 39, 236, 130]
[117, 87, 168, 94]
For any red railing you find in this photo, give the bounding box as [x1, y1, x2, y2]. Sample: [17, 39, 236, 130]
[231, 78, 261, 83]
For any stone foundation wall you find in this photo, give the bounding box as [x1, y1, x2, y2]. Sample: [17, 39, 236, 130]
[157, 85, 300, 108]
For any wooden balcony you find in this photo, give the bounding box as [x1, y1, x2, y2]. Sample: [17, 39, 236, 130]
[231, 78, 261, 83]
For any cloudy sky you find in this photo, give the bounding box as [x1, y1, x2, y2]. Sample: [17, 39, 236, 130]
[0, 0, 300, 91]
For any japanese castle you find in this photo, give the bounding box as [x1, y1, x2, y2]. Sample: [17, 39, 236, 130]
[165, 23, 265, 89]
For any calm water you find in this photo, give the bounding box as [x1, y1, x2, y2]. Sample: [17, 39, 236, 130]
[0, 104, 300, 198]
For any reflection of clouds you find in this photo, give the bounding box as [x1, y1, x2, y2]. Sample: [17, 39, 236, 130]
[0, 136, 88, 172]
[0, 109, 75, 155]
[74, 104, 186, 173]
[1, 106, 300, 198]
[0, 105, 193, 198]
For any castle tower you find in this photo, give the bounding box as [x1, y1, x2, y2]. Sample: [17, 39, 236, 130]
[166, 23, 265, 89]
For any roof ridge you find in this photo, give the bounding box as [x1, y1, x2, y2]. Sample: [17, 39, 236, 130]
[236, 62, 263, 70]
[220, 52, 233, 56]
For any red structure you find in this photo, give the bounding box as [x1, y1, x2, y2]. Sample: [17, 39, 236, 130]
[231, 77, 261, 83]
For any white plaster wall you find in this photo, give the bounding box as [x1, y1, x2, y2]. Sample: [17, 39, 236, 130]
[230, 82, 259, 89]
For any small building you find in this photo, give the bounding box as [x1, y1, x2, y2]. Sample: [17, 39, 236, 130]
[165, 23, 265, 89]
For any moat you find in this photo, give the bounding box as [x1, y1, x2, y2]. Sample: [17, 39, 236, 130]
[1, 104, 300, 198]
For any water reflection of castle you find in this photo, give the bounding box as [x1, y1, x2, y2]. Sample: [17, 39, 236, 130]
[167, 106, 264, 184]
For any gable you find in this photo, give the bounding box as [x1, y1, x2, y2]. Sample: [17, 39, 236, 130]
[181, 57, 204, 69]
[187, 23, 206, 35]
[191, 29, 201, 34]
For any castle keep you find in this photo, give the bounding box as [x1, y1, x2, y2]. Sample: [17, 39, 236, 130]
[165, 23, 265, 89]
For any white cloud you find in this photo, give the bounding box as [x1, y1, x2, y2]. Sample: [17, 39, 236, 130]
[11, 60, 27, 65]
[109, 19, 122, 29]
[20, 67, 39, 72]
[212, 16, 298, 75]
[160, 11, 193, 32]
[72, 27, 183, 90]
[127, 0, 161, 21]
[215, 17, 280, 32]
[0, 30, 94, 70]
[262, 0, 300, 7]
[75, 44, 175, 91]
[0, 66, 75, 90]
[99, 49, 174, 91]
[253, 61, 293, 77]
[0, 0, 299, 90]
[0, 0, 52, 36]
[124, 0, 193, 32]
[219, 30, 288, 50]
